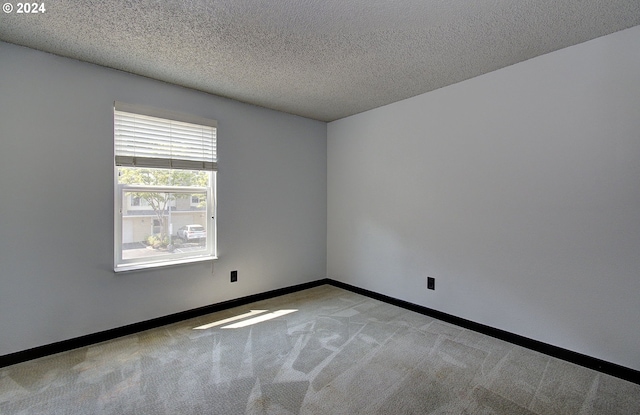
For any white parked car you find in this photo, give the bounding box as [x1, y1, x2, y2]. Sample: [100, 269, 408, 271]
[177, 225, 206, 240]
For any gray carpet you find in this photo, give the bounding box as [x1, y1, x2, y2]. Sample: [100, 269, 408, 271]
[1, 285, 639, 414]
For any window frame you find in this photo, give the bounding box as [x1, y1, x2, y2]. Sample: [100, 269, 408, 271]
[113, 103, 217, 272]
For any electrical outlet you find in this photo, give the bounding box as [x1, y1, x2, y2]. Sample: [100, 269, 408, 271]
[427, 277, 435, 290]
[231, 270, 238, 282]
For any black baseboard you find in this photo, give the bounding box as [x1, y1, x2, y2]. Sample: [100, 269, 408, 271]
[2, 277, 638, 386]
[326, 279, 640, 386]
[0, 278, 329, 369]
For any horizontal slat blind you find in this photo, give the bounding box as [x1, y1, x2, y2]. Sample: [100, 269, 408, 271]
[114, 103, 217, 171]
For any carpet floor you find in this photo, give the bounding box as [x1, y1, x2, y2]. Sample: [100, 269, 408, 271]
[1, 284, 639, 414]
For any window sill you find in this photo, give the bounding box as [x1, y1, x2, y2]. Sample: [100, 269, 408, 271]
[114, 255, 217, 273]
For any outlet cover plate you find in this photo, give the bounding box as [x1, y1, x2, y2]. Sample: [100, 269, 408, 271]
[427, 277, 435, 290]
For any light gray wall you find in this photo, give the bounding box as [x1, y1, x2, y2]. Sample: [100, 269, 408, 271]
[0, 42, 326, 356]
[328, 26, 640, 370]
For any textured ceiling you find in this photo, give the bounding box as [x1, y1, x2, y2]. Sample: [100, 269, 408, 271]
[1, 1, 639, 121]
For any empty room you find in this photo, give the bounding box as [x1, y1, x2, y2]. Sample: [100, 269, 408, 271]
[1, 1, 639, 414]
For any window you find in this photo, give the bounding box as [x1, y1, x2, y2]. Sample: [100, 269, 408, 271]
[114, 102, 217, 272]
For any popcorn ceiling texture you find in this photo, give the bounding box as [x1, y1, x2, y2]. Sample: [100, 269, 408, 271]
[1, 0, 639, 121]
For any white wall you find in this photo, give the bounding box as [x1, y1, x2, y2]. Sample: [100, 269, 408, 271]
[328, 26, 640, 370]
[0, 42, 327, 356]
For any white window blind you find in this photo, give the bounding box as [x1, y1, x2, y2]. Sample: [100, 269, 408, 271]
[114, 102, 217, 171]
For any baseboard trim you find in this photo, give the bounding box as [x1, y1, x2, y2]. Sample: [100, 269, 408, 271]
[3, 277, 638, 385]
[0, 278, 329, 369]
[326, 279, 640, 385]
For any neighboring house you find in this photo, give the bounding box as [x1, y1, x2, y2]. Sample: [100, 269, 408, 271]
[122, 194, 207, 244]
